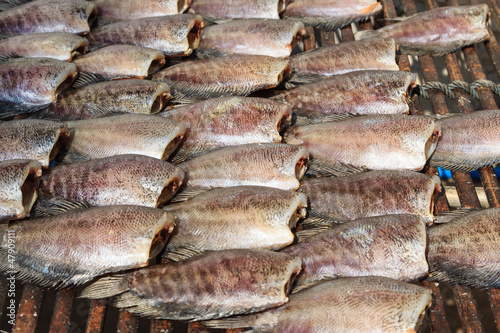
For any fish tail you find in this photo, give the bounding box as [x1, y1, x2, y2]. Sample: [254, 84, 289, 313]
[80, 274, 129, 299]
[354, 29, 379, 41]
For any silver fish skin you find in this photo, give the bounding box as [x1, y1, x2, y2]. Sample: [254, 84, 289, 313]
[159, 96, 292, 161]
[430, 110, 500, 172]
[283, 0, 383, 30]
[178, 143, 309, 191]
[428, 208, 500, 288]
[0, 0, 97, 36]
[38, 155, 184, 211]
[60, 114, 187, 163]
[282, 215, 428, 291]
[0, 119, 69, 167]
[272, 70, 416, 118]
[284, 114, 441, 174]
[0, 205, 175, 288]
[163, 186, 307, 259]
[0, 33, 88, 61]
[0, 160, 42, 222]
[93, 0, 191, 21]
[355, 4, 490, 56]
[298, 171, 441, 225]
[81, 249, 302, 321]
[197, 19, 306, 58]
[190, 0, 285, 20]
[88, 14, 205, 56]
[204, 276, 432, 333]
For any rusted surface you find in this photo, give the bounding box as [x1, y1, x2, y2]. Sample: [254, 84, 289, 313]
[11, 285, 43, 333]
[117, 310, 139, 333]
[488, 289, 500, 329]
[150, 319, 173, 333]
[487, 0, 500, 28]
[422, 281, 452, 333]
[303, 26, 315, 51]
[453, 285, 486, 333]
[187, 322, 209, 333]
[49, 288, 76, 333]
[85, 299, 107, 333]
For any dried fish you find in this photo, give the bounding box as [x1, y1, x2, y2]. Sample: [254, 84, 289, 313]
[0, 160, 42, 221]
[190, 0, 285, 20]
[94, 0, 191, 21]
[81, 249, 302, 321]
[0, 205, 175, 288]
[355, 4, 490, 56]
[430, 110, 500, 172]
[197, 19, 306, 58]
[204, 276, 432, 333]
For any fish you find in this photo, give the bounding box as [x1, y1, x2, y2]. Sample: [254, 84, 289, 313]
[0, 119, 69, 167]
[0, 33, 89, 61]
[272, 70, 417, 119]
[282, 215, 428, 292]
[0, 0, 97, 36]
[284, 114, 441, 175]
[38, 80, 172, 120]
[287, 38, 399, 86]
[196, 19, 306, 58]
[428, 208, 500, 288]
[204, 276, 432, 333]
[80, 249, 302, 321]
[0, 205, 175, 288]
[190, 0, 285, 21]
[93, 0, 191, 22]
[355, 4, 490, 56]
[0, 160, 42, 222]
[430, 110, 500, 172]
[163, 186, 307, 260]
[177, 143, 309, 193]
[283, 0, 383, 30]
[88, 14, 205, 56]
[72, 45, 166, 82]
[159, 96, 292, 162]
[36, 155, 184, 215]
[152, 54, 290, 101]
[57, 114, 187, 163]
[297, 170, 441, 225]
[0, 57, 77, 118]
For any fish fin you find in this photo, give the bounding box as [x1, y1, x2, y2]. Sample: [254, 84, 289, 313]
[55, 148, 90, 164]
[0, 52, 20, 63]
[71, 72, 107, 89]
[299, 215, 341, 229]
[434, 207, 481, 224]
[0, 101, 51, 120]
[203, 316, 257, 330]
[84, 102, 126, 118]
[80, 274, 129, 299]
[169, 188, 210, 203]
[295, 225, 330, 242]
[169, 145, 210, 164]
[286, 73, 325, 86]
[163, 245, 205, 262]
[32, 199, 92, 217]
[170, 90, 203, 105]
[0, 0, 33, 11]
[306, 160, 367, 177]
[428, 263, 500, 288]
[354, 30, 379, 41]
[194, 48, 227, 59]
[293, 114, 357, 126]
[431, 159, 500, 173]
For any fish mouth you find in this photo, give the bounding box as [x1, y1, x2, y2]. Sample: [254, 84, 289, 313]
[295, 156, 309, 180]
[156, 171, 184, 208]
[48, 124, 70, 166]
[149, 223, 175, 259]
[70, 41, 90, 61]
[186, 15, 205, 54]
[19, 162, 42, 219]
[150, 86, 172, 114]
[161, 132, 185, 160]
[178, 0, 191, 13]
[147, 56, 166, 77]
[289, 204, 308, 229]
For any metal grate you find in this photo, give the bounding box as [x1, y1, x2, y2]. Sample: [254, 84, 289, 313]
[1, 0, 500, 332]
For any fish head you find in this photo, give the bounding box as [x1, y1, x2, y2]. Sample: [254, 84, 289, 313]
[150, 83, 172, 114]
[186, 15, 205, 55]
[147, 54, 167, 77]
[293, 146, 309, 180]
[161, 122, 188, 160]
[156, 167, 185, 207]
[403, 74, 419, 106]
[288, 192, 308, 229]
[276, 104, 293, 139]
[468, 4, 491, 32]
[149, 211, 176, 259]
[424, 120, 442, 161]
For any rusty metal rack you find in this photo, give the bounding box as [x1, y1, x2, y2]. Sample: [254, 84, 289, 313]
[1, 0, 500, 332]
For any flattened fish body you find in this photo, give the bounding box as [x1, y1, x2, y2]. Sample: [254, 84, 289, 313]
[94, 0, 190, 21]
[59, 114, 186, 163]
[0, 119, 69, 167]
[273, 70, 416, 118]
[197, 19, 306, 58]
[81, 249, 302, 321]
[152, 55, 290, 99]
[430, 110, 500, 172]
[298, 171, 440, 225]
[88, 14, 205, 56]
[355, 4, 490, 56]
[428, 208, 500, 288]
[0, 160, 42, 221]
[190, 0, 285, 20]
[0, 205, 175, 288]
[204, 277, 432, 333]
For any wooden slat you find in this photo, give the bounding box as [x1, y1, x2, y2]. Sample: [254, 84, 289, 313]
[49, 287, 76, 333]
[11, 284, 44, 333]
[85, 299, 107, 333]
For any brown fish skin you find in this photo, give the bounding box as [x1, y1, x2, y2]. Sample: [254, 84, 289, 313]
[178, 143, 309, 191]
[204, 276, 432, 333]
[428, 208, 500, 288]
[163, 186, 307, 259]
[152, 55, 290, 100]
[73, 45, 166, 80]
[94, 0, 191, 21]
[288, 38, 398, 85]
[285, 115, 441, 173]
[282, 215, 428, 292]
[283, 0, 383, 30]
[81, 249, 302, 321]
[38, 155, 184, 211]
[88, 14, 205, 56]
[272, 70, 417, 118]
[430, 110, 500, 172]
[159, 97, 292, 161]
[197, 19, 306, 58]
[0, 160, 42, 222]
[0, 119, 69, 167]
[0, 205, 175, 288]
[43, 80, 172, 120]
[59, 114, 187, 163]
[190, 0, 285, 20]
[298, 171, 441, 225]
[0, 33, 89, 61]
[355, 4, 490, 56]
[0, 0, 97, 36]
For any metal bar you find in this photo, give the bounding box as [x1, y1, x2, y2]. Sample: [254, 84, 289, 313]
[48, 287, 76, 333]
[85, 299, 107, 333]
[11, 284, 43, 333]
[303, 26, 316, 51]
[487, 0, 500, 29]
[422, 281, 452, 333]
[187, 322, 210, 333]
[117, 310, 139, 333]
[150, 320, 173, 333]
